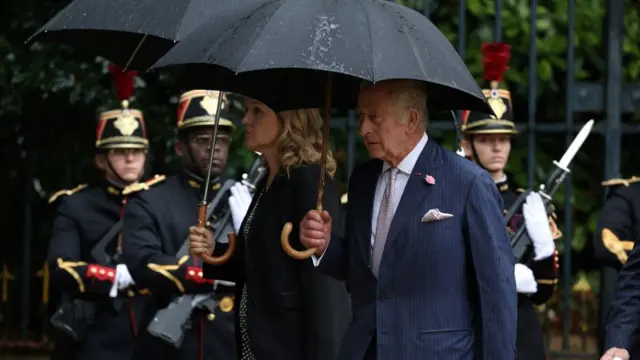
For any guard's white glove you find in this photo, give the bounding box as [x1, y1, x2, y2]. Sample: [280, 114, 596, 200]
[523, 192, 555, 260]
[601, 347, 630, 360]
[514, 263, 538, 294]
[109, 264, 135, 298]
[229, 183, 253, 233]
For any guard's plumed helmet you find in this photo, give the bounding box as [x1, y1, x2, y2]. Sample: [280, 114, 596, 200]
[461, 43, 516, 136]
[96, 64, 148, 149]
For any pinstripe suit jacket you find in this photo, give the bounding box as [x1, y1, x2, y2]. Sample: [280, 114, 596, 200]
[319, 140, 517, 360]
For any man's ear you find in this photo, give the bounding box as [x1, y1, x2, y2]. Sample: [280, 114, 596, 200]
[460, 138, 473, 156]
[95, 154, 107, 171]
[174, 142, 185, 157]
[406, 109, 420, 133]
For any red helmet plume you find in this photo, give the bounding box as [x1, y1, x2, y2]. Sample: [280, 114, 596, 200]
[481, 43, 511, 83]
[107, 63, 137, 101]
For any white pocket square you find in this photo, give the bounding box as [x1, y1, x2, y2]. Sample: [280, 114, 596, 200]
[421, 209, 454, 222]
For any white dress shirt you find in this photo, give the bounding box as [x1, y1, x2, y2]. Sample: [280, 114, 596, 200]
[312, 133, 429, 266]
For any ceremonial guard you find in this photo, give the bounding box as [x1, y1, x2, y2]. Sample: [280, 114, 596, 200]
[595, 176, 640, 358]
[122, 90, 244, 360]
[46, 64, 152, 360]
[594, 176, 640, 269]
[459, 43, 560, 360]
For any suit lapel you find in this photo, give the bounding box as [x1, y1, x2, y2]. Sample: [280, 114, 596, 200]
[383, 140, 443, 255]
[356, 160, 382, 262]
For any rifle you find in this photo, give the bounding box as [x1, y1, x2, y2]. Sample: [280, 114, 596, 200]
[50, 208, 126, 342]
[507, 120, 594, 262]
[147, 179, 235, 348]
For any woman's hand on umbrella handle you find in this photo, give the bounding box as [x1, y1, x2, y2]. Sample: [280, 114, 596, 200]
[195, 203, 235, 265]
[282, 207, 332, 260]
[281, 222, 317, 259]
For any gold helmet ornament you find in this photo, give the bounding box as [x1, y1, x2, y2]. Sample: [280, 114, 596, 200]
[177, 90, 236, 133]
[95, 64, 148, 149]
[461, 43, 517, 135]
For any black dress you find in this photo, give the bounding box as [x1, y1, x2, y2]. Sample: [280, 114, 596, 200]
[498, 177, 559, 360]
[203, 164, 351, 360]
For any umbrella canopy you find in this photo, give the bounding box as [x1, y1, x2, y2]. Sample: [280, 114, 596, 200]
[26, 0, 255, 70]
[150, 0, 490, 114]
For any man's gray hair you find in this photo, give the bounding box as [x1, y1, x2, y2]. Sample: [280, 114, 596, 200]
[360, 80, 428, 130]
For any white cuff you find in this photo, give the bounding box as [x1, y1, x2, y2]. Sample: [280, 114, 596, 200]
[311, 249, 327, 267]
[533, 242, 555, 261]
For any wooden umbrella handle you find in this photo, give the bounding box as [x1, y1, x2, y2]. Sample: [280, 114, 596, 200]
[281, 73, 333, 260]
[280, 198, 323, 260]
[281, 167, 326, 260]
[195, 204, 236, 265]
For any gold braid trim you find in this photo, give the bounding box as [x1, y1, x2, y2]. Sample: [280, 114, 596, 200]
[536, 279, 559, 285]
[145, 256, 190, 293]
[122, 174, 166, 195]
[56, 258, 87, 293]
[602, 176, 640, 187]
[602, 228, 633, 264]
[147, 264, 185, 293]
[48, 184, 88, 204]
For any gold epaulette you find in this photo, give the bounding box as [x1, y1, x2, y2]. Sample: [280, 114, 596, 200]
[122, 174, 166, 195]
[340, 193, 348, 205]
[48, 184, 88, 204]
[601, 176, 640, 187]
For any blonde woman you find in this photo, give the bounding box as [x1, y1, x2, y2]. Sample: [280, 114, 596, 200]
[188, 98, 350, 360]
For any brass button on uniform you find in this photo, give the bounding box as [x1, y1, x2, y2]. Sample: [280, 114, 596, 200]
[219, 296, 234, 312]
[207, 313, 216, 321]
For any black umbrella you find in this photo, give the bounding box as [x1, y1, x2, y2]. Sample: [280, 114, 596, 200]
[149, 0, 491, 262]
[149, 0, 490, 114]
[26, 0, 263, 70]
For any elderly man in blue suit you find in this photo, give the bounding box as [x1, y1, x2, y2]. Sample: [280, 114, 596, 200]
[300, 79, 517, 360]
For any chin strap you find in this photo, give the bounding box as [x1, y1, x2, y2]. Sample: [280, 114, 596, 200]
[105, 156, 129, 185]
[467, 137, 490, 172]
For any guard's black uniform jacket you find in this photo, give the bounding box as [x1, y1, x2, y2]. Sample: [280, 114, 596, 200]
[594, 177, 640, 356]
[122, 172, 237, 360]
[594, 177, 640, 268]
[498, 177, 560, 360]
[47, 181, 150, 360]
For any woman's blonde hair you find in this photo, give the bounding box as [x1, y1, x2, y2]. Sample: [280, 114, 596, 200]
[276, 108, 336, 177]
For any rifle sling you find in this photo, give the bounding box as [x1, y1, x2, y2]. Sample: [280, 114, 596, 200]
[90, 220, 123, 264]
